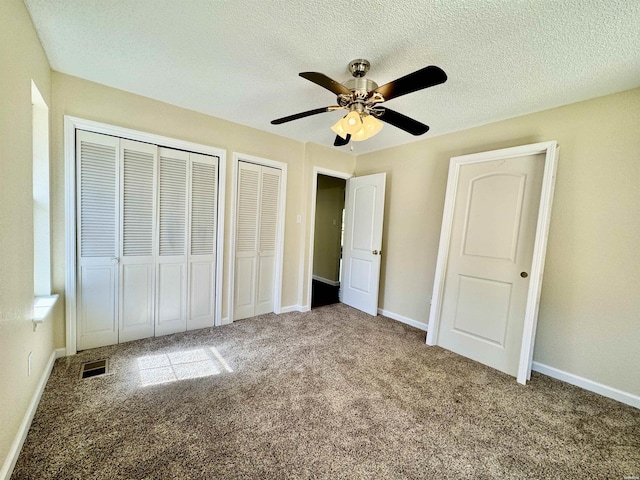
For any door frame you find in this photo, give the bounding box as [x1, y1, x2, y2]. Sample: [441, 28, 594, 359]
[305, 167, 352, 310]
[228, 152, 287, 322]
[64, 116, 227, 355]
[426, 141, 558, 384]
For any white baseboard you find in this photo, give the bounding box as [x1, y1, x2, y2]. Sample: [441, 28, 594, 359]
[280, 305, 310, 313]
[532, 361, 639, 409]
[311, 275, 340, 287]
[1, 347, 63, 480]
[378, 308, 428, 331]
[220, 317, 232, 326]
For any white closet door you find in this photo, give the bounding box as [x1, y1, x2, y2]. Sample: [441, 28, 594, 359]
[77, 131, 119, 350]
[119, 139, 157, 342]
[255, 166, 281, 315]
[155, 148, 189, 336]
[187, 153, 218, 330]
[234, 162, 261, 320]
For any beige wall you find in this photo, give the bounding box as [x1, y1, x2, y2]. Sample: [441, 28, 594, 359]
[357, 87, 640, 396]
[0, 0, 61, 470]
[313, 175, 346, 282]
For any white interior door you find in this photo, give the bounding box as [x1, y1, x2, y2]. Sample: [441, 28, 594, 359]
[77, 131, 119, 350]
[187, 153, 218, 330]
[156, 148, 189, 336]
[255, 166, 281, 316]
[234, 161, 282, 320]
[118, 139, 157, 343]
[234, 162, 261, 320]
[341, 173, 386, 316]
[436, 154, 545, 376]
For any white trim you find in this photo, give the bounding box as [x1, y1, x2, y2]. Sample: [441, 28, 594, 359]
[532, 362, 640, 409]
[214, 152, 226, 327]
[0, 348, 64, 480]
[64, 116, 227, 354]
[426, 141, 558, 385]
[312, 275, 340, 286]
[228, 152, 288, 322]
[220, 317, 232, 326]
[279, 305, 299, 314]
[32, 294, 59, 327]
[306, 167, 352, 310]
[378, 308, 428, 331]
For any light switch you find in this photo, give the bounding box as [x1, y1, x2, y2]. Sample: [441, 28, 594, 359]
[296, 214, 302, 224]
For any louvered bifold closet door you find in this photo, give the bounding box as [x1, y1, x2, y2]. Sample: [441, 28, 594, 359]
[77, 131, 119, 350]
[119, 139, 157, 342]
[187, 153, 219, 330]
[255, 166, 281, 315]
[155, 148, 189, 336]
[234, 162, 262, 320]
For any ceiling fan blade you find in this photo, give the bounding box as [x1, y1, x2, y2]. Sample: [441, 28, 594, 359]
[299, 72, 353, 96]
[271, 106, 338, 125]
[373, 65, 447, 102]
[376, 107, 430, 136]
[333, 134, 351, 147]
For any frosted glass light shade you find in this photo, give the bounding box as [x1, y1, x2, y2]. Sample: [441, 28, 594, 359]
[352, 115, 383, 142]
[331, 117, 348, 139]
[343, 111, 362, 135]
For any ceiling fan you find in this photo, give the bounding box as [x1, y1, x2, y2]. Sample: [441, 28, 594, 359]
[271, 59, 447, 147]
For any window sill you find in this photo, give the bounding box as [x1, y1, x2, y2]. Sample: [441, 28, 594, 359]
[32, 294, 59, 330]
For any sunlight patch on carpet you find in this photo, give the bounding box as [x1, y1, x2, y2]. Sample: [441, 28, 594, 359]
[137, 347, 232, 386]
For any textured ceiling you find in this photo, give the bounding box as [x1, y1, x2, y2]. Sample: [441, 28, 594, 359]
[25, 0, 640, 154]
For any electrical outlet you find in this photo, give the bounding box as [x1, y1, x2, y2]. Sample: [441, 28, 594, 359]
[28, 352, 33, 376]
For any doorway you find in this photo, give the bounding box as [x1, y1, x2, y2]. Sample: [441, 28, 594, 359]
[311, 174, 347, 308]
[427, 141, 558, 384]
[306, 168, 387, 315]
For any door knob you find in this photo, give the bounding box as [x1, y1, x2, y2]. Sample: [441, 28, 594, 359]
[112, 258, 119, 265]
[520, 272, 528, 278]
[372, 250, 381, 255]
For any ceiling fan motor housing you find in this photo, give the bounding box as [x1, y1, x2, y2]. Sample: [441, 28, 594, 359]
[348, 59, 370, 77]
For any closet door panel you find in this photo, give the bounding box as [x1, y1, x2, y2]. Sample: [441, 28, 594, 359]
[189, 262, 214, 319]
[157, 263, 186, 329]
[119, 139, 156, 342]
[235, 256, 257, 318]
[187, 154, 218, 330]
[156, 148, 189, 336]
[255, 166, 281, 316]
[234, 162, 261, 320]
[77, 131, 119, 350]
[79, 262, 117, 348]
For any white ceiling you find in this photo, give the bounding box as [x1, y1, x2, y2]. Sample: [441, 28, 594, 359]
[25, 0, 640, 155]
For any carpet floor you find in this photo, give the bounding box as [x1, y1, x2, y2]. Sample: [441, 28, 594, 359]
[12, 304, 640, 479]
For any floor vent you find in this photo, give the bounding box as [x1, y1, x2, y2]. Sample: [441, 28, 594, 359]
[80, 359, 109, 379]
